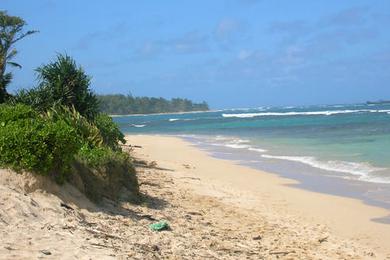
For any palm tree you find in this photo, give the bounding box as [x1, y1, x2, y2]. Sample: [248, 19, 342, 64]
[0, 11, 37, 102]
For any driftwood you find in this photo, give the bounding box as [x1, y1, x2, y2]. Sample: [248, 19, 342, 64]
[40, 250, 52, 255]
[60, 202, 74, 210]
[252, 235, 262, 240]
[269, 250, 296, 255]
[121, 144, 142, 148]
[85, 228, 123, 241]
[90, 243, 117, 249]
[178, 177, 200, 181]
[139, 214, 157, 221]
[318, 236, 329, 243]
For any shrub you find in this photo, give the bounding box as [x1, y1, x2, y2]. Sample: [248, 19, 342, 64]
[11, 54, 99, 119]
[10, 85, 53, 111]
[0, 103, 38, 123]
[0, 103, 139, 202]
[77, 144, 130, 168]
[73, 145, 139, 202]
[94, 113, 125, 150]
[45, 105, 104, 148]
[0, 104, 80, 182]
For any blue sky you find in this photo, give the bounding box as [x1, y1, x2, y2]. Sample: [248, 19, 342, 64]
[2, 0, 390, 108]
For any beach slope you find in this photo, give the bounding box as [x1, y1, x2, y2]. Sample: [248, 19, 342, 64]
[126, 134, 390, 258]
[1, 134, 389, 259]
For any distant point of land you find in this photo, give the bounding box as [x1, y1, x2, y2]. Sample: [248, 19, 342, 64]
[366, 100, 390, 105]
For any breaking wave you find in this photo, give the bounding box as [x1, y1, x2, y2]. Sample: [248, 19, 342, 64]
[130, 124, 146, 128]
[261, 154, 389, 183]
[222, 109, 390, 118]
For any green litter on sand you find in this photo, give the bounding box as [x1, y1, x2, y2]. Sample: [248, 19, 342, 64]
[149, 220, 169, 231]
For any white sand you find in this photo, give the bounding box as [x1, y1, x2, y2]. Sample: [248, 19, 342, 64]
[0, 134, 389, 259]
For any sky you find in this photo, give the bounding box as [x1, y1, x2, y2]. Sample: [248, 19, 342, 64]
[2, 0, 390, 108]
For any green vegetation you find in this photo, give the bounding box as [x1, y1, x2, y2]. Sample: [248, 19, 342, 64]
[94, 113, 125, 150]
[0, 101, 139, 201]
[0, 11, 37, 102]
[74, 145, 139, 202]
[98, 94, 209, 115]
[0, 11, 139, 202]
[0, 104, 80, 183]
[44, 105, 104, 148]
[12, 54, 99, 119]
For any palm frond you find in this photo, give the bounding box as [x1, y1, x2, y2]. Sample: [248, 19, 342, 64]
[6, 61, 21, 68]
[11, 30, 38, 44]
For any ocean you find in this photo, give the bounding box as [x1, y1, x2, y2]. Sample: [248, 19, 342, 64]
[114, 103, 390, 209]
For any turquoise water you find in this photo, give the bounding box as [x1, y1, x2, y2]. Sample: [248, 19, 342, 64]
[115, 103, 390, 184]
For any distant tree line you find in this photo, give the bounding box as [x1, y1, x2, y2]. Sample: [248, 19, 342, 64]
[97, 94, 209, 114]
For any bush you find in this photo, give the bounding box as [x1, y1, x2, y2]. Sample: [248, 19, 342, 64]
[0, 104, 80, 182]
[94, 113, 125, 150]
[77, 145, 133, 168]
[0, 103, 139, 203]
[0, 103, 38, 123]
[11, 54, 99, 119]
[45, 105, 104, 148]
[10, 86, 51, 112]
[73, 145, 139, 202]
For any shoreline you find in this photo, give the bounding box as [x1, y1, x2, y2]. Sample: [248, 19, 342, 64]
[181, 134, 390, 210]
[126, 134, 390, 256]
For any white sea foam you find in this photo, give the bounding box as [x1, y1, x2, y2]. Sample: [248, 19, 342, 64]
[214, 135, 232, 141]
[248, 147, 268, 153]
[169, 118, 196, 122]
[261, 154, 389, 183]
[210, 138, 252, 149]
[229, 139, 250, 144]
[182, 134, 390, 184]
[131, 124, 146, 128]
[224, 143, 251, 149]
[209, 137, 268, 152]
[175, 134, 198, 138]
[222, 109, 390, 118]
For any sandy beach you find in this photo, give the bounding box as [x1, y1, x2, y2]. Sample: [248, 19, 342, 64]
[1, 134, 390, 259]
[127, 135, 390, 257]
